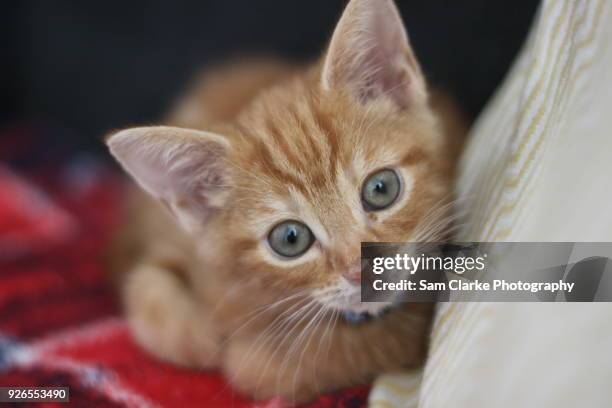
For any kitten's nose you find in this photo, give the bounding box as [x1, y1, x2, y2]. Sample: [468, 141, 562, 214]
[343, 259, 362, 285]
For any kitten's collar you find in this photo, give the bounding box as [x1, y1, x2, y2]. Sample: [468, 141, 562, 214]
[341, 305, 393, 325]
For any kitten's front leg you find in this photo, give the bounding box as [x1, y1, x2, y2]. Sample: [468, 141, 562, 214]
[123, 263, 221, 368]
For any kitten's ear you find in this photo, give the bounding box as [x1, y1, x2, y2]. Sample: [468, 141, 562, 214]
[106, 126, 230, 232]
[321, 0, 427, 109]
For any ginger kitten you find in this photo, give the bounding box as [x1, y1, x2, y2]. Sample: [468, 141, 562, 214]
[106, 0, 466, 403]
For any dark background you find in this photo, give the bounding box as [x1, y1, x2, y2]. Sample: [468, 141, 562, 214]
[1, 1, 539, 154]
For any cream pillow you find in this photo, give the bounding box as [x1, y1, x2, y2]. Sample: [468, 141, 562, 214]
[370, 1, 612, 406]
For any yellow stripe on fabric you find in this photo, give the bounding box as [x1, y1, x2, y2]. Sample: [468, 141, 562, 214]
[462, 82, 524, 240]
[485, 0, 605, 241]
[492, 183, 539, 240]
[464, 0, 571, 239]
[475, 0, 580, 240]
[458, 49, 532, 179]
[494, 58, 604, 241]
[483, 0, 603, 241]
[480, 1, 582, 240]
[458, 29, 536, 240]
[514, 0, 572, 127]
[511, 0, 595, 162]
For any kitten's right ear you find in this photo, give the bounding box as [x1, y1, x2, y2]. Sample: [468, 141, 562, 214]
[106, 126, 230, 232]
[321, 0, 427, 110]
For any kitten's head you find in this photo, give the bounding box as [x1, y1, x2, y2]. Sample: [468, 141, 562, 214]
[107, 0, 451, 317]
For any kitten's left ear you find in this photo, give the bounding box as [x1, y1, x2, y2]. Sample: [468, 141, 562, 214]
[321, 0, 427, 109]
[106, 126, 231, 232]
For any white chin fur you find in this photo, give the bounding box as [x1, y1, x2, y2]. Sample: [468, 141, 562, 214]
[312, 278, 392, 315]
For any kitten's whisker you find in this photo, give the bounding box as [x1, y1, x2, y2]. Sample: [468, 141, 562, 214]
[311, 307, 336, 394]
[271, 301, 321, 396]
[326, 309, 340, 362]
[291, 304, 329, 400]
[214, 290, 310, 359]
[227, 295, 311, 356]
[237, 289, 310, 322]
[267, 303, 324, 405]
[409, 195, 463, 243]
[250, 299, 320, 398]
[222, 297, 317, 397]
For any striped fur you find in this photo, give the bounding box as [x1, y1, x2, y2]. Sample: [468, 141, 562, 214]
[106, 0, 466, 403]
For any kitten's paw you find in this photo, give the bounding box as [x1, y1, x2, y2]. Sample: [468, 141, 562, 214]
[124, 264, 220, 368]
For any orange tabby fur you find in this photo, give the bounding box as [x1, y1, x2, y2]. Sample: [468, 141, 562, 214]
[106, 0, 466, 403]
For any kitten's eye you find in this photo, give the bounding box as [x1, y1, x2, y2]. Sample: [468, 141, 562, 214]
[268, 220, 314, 258]
[361, 169, 401, 211]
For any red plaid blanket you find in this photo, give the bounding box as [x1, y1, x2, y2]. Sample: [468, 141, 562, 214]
[0, 126, 369, 407]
